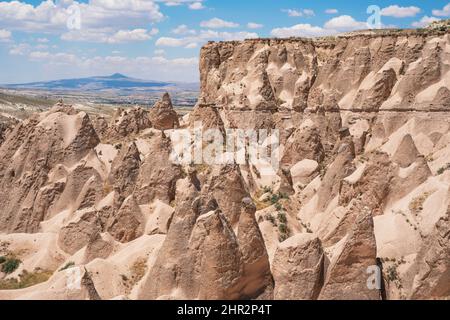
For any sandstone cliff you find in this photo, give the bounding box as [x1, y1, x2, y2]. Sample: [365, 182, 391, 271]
[0, 27, 449, 300]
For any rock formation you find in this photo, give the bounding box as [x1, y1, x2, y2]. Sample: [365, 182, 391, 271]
[1, 26, 449, 300]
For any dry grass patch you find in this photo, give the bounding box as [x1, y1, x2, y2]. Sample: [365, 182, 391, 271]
[409, 191, 433, 216]
[0, 268, 53, 290]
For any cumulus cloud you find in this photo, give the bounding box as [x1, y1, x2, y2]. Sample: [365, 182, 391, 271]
[432, 3, 450, 17]
[156, 30, 258, 48]
[282, 9, 315, 17]
[9, 43, 30, 55]
[159, 0, 204, 9]
[61, 28, 158, 43]
[37, 38, 49, 43]
[411, 16, 440, 28]
[172, 24, 196, 35]
[380, 5, 421, 18]
[303, 9, 315, 17]
[200, 18, 239, 29]
[184, 42, 197, 49]
[189, 2, 204, 10]
[282, 9, 302, 17]
[0, 0, 164, 33]
[271, 15, 375, 38]
[325, 9, 338, 14]
[271, 24, 331, 38]
[0, 29, 11, 42]
[155, 37, 186, 47]
[323, 15, 367, 31]
[247, 22, 263, 29]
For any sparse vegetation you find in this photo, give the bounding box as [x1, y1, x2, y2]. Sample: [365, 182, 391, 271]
[0, 268, 53, 290]
[385, 265, 399, 282]
[59, 261, 75, 272]
[383, 257, 407, 290]
[0, 256, 6, 264]
[409, 191, 433, 216]
[130, 258, 147, 286]
[103, 181, 113, 195]
[1, 257, 21, 274]
[278, 223, 289, 242]
[300, 221, 313, 233]
[394, 209, 422, 236]
[437, 163, 450, 175]
[318, 162, 327, 178]
[264, 214, 276, 226]
[120, 257, 148, 293]
[269, 193, 280, 204]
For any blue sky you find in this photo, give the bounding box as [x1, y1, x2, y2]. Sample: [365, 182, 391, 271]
[0, 0, 449, 83]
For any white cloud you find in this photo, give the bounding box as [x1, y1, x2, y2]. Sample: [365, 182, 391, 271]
[189, 2, 204, 10]
[0, 0, 164, 33]
[154, 49, 165, 56]
[185, 42, 197, 49]
[282, 9, 302, 17]
[325, 9, 338, 14]
[37, 37, 49, 43]
[0, 29, 11, 42]
[411, 16, 440, 28]
[9, 43, 30, 55]
[29, 51, 50, 60]
[155, 37, 186, 47]
[200, 18, 239, 29]
[303, 9, 315, 17]
[247, 22, 263, 29]
[432, 3, 450, 17]
[159, 0, 204, 9]
[271, 24, 331, 38]
[172, 24, 196, 35]
[282, 9, 314, 17]
[162, 1, 183, 6]
[108, 28, 158, 43]
[156, 30, 258, 47]
[324, 15, 367, 31]
[380, 5, 421, 18]
[200, 30, 258, 41]
[271, 15, 376, 38]
[61, 28, 159, 43]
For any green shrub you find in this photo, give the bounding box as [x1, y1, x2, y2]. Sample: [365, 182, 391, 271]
[278, 223, 288, 234]
[265, 214, 276, 225]
[437, 163, 450, 175]
[279, 192, 289, 200]
[0, 256, 6, 264]
[270, 194, 280, 204]
[0, 269, 53, 290]
[277, 212, 287, 224]
[386, 265, 399, 282]
[278, 233, 289, 242]
[59, 261, 75, 271]
[1, 258, 21, 274]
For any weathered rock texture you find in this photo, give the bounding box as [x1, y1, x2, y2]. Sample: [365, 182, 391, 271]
[1, 26, 449, 300]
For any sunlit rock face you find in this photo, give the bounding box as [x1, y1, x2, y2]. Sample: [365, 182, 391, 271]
[0, 26, 450, 300]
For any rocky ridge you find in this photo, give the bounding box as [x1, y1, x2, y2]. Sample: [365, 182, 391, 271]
[0, 27, 449, 300]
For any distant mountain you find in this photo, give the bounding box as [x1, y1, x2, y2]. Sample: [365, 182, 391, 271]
[1, 74, 198, 92]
